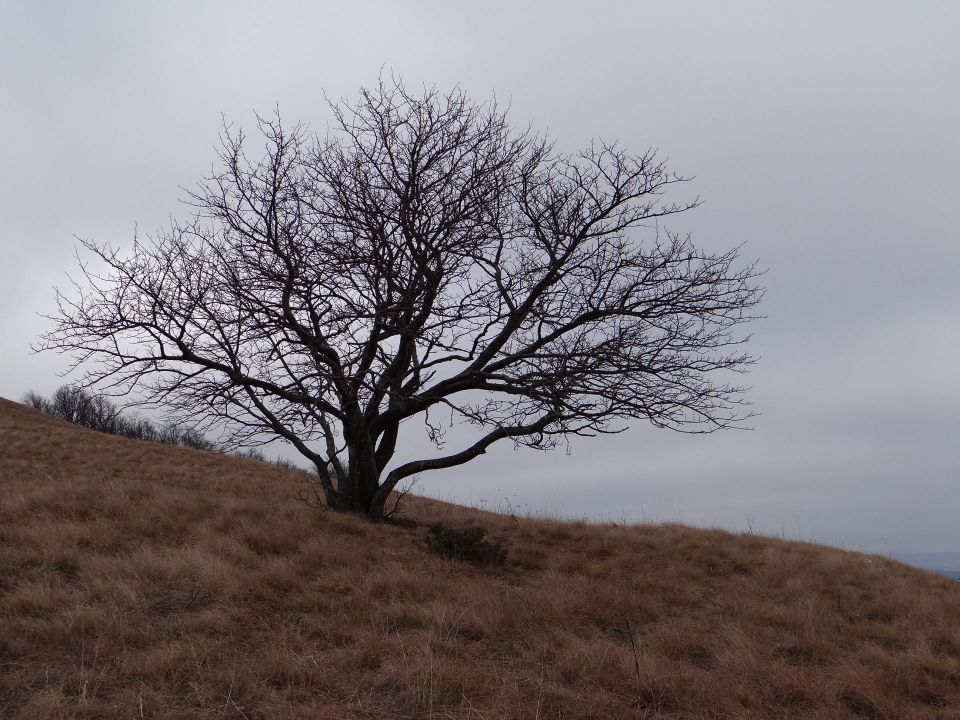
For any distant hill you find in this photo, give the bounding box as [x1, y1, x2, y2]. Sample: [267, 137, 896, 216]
[1, 396, 959, 719]
[892, 552, 960, 580]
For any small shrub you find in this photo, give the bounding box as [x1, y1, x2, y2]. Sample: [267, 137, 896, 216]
[22, 384, 221, 453]
[427, 523, 507, 566]
[234, 448, 268, 462]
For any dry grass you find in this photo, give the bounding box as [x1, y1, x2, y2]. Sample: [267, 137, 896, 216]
[1, 397, 958, 719]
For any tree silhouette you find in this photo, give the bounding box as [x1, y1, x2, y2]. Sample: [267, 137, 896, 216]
[40, 79, 763, 520]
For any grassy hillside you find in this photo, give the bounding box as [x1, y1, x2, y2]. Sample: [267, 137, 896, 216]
[1, 397, 958, 719]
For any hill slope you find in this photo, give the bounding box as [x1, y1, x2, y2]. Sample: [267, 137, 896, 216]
[1, 397, 958, 719]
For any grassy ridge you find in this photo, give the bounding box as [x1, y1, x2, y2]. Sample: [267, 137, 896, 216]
[1, 397, 958, 719]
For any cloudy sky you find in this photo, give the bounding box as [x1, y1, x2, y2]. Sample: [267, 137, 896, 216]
[2, 1, 957, 554]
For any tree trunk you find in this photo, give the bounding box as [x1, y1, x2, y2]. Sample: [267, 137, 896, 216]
[366, 489, 388, 522]
[331, 436, 385, 520]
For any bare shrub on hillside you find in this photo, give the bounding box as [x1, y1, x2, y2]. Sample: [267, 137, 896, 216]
[21, 385, 297, 466]
[427, 523, 508, 565]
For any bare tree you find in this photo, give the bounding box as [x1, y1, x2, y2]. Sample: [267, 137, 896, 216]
[39, 79, 763, 520]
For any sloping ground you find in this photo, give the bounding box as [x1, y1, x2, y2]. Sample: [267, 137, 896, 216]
[1, 397, 958, 719]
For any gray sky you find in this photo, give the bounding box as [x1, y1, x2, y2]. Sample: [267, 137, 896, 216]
[2, 1, 957, 554]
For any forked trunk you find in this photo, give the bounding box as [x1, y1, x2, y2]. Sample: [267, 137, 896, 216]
[328, 439, 386, 520]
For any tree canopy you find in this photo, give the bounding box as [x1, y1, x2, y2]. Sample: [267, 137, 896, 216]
[41, 79, 763, 519]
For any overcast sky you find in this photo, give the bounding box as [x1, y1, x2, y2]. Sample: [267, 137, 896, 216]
[2, 1, 957, 554]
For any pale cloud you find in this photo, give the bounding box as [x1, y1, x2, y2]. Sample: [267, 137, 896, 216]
[2, 1, 957, 553]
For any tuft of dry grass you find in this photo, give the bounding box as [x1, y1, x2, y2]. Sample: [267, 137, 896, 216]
[1, 396, 959, 719]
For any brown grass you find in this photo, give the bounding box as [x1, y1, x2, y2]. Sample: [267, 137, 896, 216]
[1, 397, 958, 719]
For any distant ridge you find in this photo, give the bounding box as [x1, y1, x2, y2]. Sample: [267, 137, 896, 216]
[892, 552, 960, 580]
[891, 552, 960, 571]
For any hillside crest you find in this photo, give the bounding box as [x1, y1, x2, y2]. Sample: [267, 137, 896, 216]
[2, 396, 958, 719]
